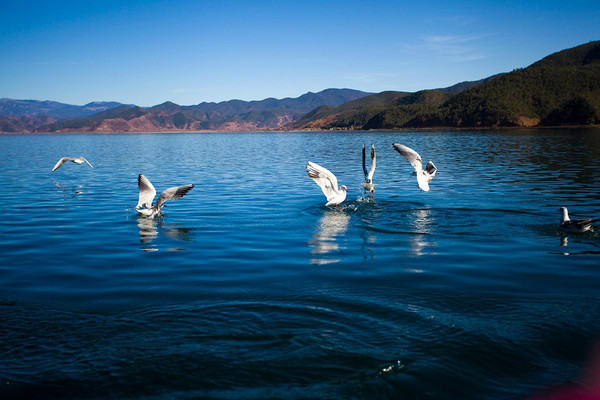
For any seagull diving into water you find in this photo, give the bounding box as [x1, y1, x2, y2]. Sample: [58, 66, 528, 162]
[392, 143, 437, 191]
[51, 157, 94, 172]
[136, 174, 194, 218]
[362, 144, 376, 198]
[306, 161, 348, 207]
[558, 207, 599, 233]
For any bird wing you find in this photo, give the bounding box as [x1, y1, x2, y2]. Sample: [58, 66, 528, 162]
[393, 143, 423, 173]
[416, 173, 430, 191]
[137, 174, 157, 209]
[51, 157, 72, 172]
[362, 145, 369, 180]
[425, 161, 437, 177]
[367, 144, 376, 182]
[155, 184, 195, 210]
[306, 161, 339, 202]
[81, 157, 94, 169]
[569, 218, 594, 229]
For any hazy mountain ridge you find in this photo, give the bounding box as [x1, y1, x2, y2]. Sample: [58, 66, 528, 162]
[0, 99, 126, 119]
[0, 114, 58, 133]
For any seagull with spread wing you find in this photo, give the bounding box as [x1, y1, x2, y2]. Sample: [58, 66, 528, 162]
[136, 174, 194, 218]
[392, 143, 437, 191]
[362, 144, 376, 198]
[306, 162, 348, 207]
[558, 207, 599, 233]
[51, 157, 94, 172]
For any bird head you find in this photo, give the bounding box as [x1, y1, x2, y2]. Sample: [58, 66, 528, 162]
[340, 185, 348, 192]
[558, 207, 570, 222]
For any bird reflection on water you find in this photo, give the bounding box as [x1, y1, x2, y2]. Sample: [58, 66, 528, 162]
[52, 180, 85, 196]
[557, 230, 600, 256]
[308, 210, 350, 265]
[137, 215, 194, 251]
[408, 207, 436, 257]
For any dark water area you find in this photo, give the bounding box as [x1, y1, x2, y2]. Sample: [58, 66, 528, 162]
[1, 129, 599, 399]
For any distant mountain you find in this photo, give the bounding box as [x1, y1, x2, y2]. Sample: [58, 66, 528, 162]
[29, 89, 372, 133]
[0, 99, 126, 119]
[0, 114, 57, 133]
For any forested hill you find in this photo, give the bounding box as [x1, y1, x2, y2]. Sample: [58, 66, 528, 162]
[399, 40, 600, 128]
[291, 41, 600, 130]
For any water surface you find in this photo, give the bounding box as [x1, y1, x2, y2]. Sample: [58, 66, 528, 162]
[1, 129, 600, 399]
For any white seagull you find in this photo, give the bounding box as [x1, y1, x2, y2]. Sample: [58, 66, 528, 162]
[136, 174, 194, 218]
[362, 144, 376, 198]
[392, 143, 437, 191]
[558, 207, 598, 233]
[306, 162, 348, 207]
[51, 157, 94, 172]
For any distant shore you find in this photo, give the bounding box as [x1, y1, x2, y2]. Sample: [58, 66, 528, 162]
[2, 125, 599, 135]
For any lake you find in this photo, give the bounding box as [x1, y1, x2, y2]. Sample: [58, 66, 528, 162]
[1, 129, 600, 399]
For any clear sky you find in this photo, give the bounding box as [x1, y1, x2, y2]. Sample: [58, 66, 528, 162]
[1, 0, 599, 106]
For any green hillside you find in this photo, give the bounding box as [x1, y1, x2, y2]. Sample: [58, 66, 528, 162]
[364, 90, 451, 129]
[289, 41, 600, 130]
[288, 75, 506, 130]
[284, 91, 409, 130]
[389, 41, 600, 128]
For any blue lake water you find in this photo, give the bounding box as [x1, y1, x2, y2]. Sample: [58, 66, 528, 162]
[1, 129, 600, 399]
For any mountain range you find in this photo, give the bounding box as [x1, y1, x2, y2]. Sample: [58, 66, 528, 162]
[1, 40, 599, 133]
[0, 89, 371, 133]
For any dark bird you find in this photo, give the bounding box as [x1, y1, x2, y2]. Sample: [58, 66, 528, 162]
[558, 207, 599, 233]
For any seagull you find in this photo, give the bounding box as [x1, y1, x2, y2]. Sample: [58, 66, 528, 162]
[51, 157, 94, 172]
[306, 161, 348, 207]
[392, 143, 437, 191]
[558, 207, 598, 233]
[136, 174, 194, 218]
[362, 144, 376, 198]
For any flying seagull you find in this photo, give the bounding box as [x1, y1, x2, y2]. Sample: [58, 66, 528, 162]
[136, 174, 194, 218]
[362, 144, 376, 198]
[306, 161, 348, 207]
[392, 143, 437, 191]
[51, 157, 94, 172]
[558, 207, 599, 233]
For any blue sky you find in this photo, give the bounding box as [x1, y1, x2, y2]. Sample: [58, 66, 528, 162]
[1, 0, 599, 106]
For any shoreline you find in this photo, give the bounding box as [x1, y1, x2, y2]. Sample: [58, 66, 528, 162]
[2, 124, 599, 134]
